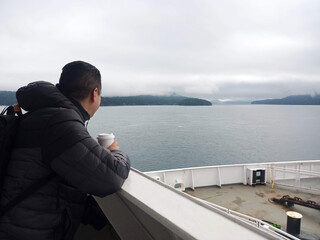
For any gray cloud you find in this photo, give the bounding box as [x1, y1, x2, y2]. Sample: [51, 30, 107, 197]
[0, 0, 320, 100]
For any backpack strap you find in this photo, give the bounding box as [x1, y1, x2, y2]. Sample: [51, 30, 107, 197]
[0, 104, 21, 116]
[0, 173, 55, 217]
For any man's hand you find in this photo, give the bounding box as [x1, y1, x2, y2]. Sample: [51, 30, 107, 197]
[107, 141, 120, 151]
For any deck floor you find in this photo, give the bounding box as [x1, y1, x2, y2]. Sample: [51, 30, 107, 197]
[185, 181, 320, 239]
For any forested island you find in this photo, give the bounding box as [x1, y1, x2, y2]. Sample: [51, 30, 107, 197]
[251, 94, 320, 105]
[0, 91, 212, 106]
[101, 95, 211, 106]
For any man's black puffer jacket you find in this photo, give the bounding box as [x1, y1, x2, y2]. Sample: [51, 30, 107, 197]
[0, 81, 130, 240]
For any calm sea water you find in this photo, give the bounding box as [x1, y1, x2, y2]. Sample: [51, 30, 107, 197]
[87, 105, 320, 172]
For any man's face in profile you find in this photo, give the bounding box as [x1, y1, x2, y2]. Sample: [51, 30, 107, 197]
[91, 88, 101, 117]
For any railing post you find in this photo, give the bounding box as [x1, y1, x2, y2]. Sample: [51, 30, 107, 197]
[295, 164, 301, 189]
[217, 167, 221, 187]
[242, 166, 247, 185]
[191, 170, 195, 190]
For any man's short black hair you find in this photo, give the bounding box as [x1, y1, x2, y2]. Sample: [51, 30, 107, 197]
[59, 61, 101, 100]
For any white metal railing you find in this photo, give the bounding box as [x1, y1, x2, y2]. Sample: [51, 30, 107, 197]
[270, 164, 320, 194]
[146, 160, 320, 193]
[273, 167, 320, 177]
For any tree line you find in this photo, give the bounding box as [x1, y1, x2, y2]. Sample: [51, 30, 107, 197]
[0, 91, 212, 106]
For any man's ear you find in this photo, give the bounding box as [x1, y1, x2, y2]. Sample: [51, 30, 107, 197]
[91, 88, 99, 102]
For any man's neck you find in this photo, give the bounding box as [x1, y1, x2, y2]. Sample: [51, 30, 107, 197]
[70, 98, 91, 121]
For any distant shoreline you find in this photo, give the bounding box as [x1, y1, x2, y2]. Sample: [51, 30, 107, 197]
[1, 91, 319, 106]
[251, 94, 320, 105]
[0, 91, 212, 106]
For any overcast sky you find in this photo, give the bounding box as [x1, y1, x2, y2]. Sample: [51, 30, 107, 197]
[0, 0, 320, 101]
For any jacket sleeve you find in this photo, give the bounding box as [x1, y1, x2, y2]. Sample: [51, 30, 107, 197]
[42, 113, 131, 197]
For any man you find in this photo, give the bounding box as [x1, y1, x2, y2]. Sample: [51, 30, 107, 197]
[0, 61, 130, 239]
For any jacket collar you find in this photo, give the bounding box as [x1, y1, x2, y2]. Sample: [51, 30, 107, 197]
[56, 83, 90, 122]
[68, 97, 91, 122]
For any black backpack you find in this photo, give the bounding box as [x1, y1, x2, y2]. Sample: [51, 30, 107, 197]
[0, 105, 54, 217]
[0, 105, 22, 189]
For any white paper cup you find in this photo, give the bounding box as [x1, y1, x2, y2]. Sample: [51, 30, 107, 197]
[97, 133, 115, 148]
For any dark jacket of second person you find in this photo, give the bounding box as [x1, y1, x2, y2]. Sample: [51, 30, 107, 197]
[0, 81, 130, 240]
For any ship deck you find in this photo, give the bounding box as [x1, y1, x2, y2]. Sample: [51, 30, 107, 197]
[185, 179, 320, 239]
